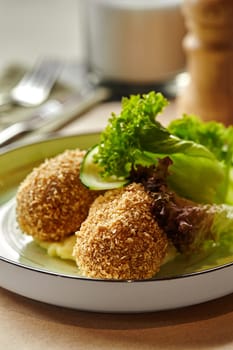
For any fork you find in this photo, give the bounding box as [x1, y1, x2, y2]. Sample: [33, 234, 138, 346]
[0, 59, 62, 107]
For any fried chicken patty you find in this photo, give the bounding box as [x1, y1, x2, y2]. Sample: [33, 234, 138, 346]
[73, 183, 168, 280]
[16, 149, 98, 242]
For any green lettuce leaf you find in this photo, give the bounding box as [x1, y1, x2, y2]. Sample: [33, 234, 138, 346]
[168, 114, 233, 203]
[90, 92, 233, 203]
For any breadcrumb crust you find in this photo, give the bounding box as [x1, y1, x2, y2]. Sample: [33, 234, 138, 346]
[73, 183, 168, 280]
[16, 149, 98, 242]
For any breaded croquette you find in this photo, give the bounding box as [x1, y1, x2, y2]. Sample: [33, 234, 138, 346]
[16, 149, 99, 242]
[73, 183, 168, 280]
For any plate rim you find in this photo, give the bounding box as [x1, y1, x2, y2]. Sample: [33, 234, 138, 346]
[1, 252, 233, 283]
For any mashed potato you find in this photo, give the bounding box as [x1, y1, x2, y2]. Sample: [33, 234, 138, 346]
[37, 235, 76, 261]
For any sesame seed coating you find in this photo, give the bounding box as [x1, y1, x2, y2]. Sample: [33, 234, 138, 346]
[16, 149, 99, 242]
[73, 183, 168, 280]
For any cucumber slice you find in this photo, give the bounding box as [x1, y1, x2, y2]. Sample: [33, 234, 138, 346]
[80, 145, 129, 190]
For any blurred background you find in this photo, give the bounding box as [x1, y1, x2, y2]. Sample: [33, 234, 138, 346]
[0, 0, 232, 127]
[0, 0, 186, 95]
[0, 0, 84, 70]
[0, 0, 187, 144]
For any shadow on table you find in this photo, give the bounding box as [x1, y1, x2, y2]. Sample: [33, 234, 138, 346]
[2, 287, 233, 330]
[2, 287, 233, 349]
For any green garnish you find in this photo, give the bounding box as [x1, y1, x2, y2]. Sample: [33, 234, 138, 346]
[81, 91, 233, 204]
[95, 92, 215, 178]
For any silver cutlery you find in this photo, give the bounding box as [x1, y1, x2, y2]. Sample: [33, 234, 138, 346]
[0, 86, 111, 149]
[0, 59, 62, 107]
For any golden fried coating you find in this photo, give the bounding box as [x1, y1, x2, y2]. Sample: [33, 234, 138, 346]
[73, 183, 168, 280]
[16, 149, 98, 242]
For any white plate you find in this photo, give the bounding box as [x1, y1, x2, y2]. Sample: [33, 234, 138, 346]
[0, 134, 233, 313]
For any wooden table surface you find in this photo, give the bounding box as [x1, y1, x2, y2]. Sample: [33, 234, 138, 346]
[0, 286, 233, 350]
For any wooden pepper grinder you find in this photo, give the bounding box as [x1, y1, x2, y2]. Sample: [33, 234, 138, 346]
[178, 0, 233, 125]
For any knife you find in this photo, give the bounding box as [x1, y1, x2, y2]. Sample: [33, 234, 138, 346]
[0, 86, 111, 147]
